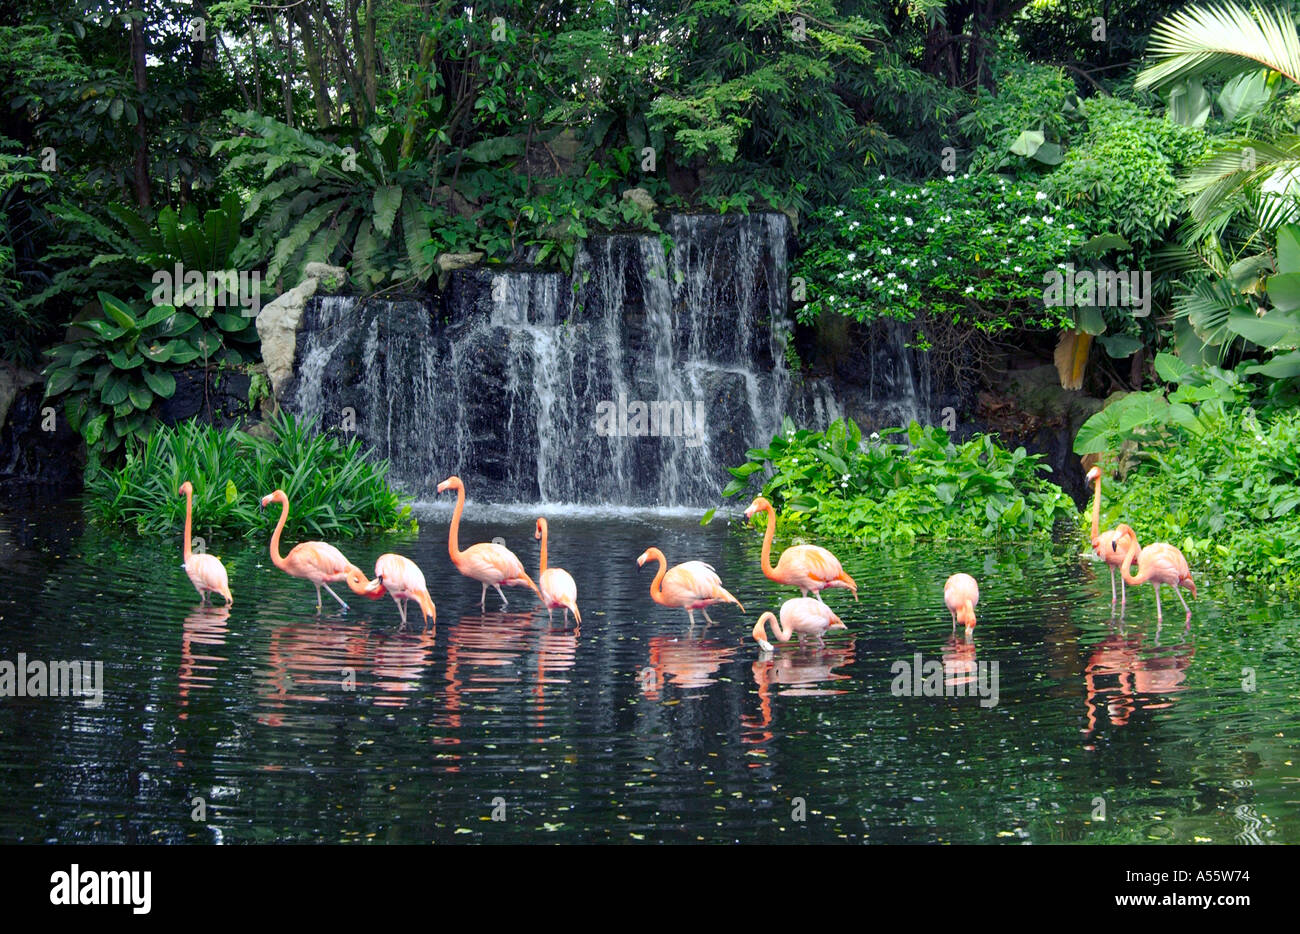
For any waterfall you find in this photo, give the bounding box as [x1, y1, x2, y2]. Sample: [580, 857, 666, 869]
[282, 213, 914, 506]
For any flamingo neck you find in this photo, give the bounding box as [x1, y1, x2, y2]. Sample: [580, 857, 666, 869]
[269, 496, 290, 570]
[182, 487, 194, 564]
[1117, 529, 1147, 586]
[770, 612, 794, 642]
[648, 550, 668, 605]
[1090, 471, 1102, 545]
[759, 503, 777, 577]
[448, 484, 465, 563]
[538, 520, 548, 574]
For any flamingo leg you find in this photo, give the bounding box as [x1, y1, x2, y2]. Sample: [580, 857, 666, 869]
[546, 607, 554, 622]
[1153, 584, 1163, 621]
[1109, 567, 1116, 604]
[394, 596, 408, 630]
[1175, 587, 1191, 619]
[686, 608, 696, 628]
[479, 582, 488, 610]
[314, 583, 323, 612]
[1121, 575, 1128, 608]
[322, 582, 349, 611]
[563, 608, 570, 624]
[815, 590, 825, 604]
[800, 588, 809, 598]
[702, 607, 718, 625]
[494, 584, 509, 608]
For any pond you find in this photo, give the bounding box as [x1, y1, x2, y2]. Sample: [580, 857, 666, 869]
[0, 490, 1296, 843]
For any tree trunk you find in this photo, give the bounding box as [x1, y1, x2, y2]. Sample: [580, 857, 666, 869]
[129, 4, 151, 208]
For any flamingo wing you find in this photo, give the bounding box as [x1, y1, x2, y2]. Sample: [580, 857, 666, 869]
[460, 542, 526, 584]
[186, 553, 229, 594]
[286, 541, 352, 582]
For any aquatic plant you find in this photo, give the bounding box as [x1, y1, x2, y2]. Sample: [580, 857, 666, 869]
[85, 411, 416, 539]
[726, 417, 1076, 543]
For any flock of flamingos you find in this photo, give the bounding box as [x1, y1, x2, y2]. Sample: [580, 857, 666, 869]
[177, 463, 1198, 651]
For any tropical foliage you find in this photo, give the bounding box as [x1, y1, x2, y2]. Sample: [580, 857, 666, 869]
[85, 412, 416, 538]
[725, 417, 1077, 543]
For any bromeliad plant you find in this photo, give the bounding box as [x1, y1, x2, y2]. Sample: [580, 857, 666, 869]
[42, 292, 217, 454]
[85, 412, 416, 539]
[725, 417, 1076, 543]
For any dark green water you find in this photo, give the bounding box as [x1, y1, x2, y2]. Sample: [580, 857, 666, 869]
[0, 491, 1296, 843]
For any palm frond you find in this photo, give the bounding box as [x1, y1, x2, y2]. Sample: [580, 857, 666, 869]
[1136, 3, 1300, 91]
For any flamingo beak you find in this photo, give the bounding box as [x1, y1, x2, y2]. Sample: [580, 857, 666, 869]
[636, 552, 647, 567]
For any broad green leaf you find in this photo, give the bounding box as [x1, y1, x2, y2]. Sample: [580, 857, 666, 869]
[1226, 308, 1300, 348]
[372, 185, 401, 238]
[1009, 129, 1045, 157]
[1154, 351, 1193, 383]
[142, 369, 176, 398]
[128, 384, 153, 410]
[98, 292, 139, 331]
[1245, 349, 1300, 378]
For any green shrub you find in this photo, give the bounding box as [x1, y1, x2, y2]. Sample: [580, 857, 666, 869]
[795, 173, 1089, 334]
[85, 412, 417, 539]
[725, 417, 1077, 543]
[1095, 406, 1300, 594]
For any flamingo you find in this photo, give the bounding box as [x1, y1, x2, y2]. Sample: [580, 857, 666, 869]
[751, 597, 846, 652]
[436, 476, 541, 610]
[1086, 465, 1140, 606]
[744, 496, 857, 601]
[364, 553, 436, 632]
[534, 518, 581, 624]
[260, 489, 370, 612]
[1114, 524, 1197, 622]
[636, 546, 744, 626]
[943, 572, 979, 637]
[178, 481, 232, 605]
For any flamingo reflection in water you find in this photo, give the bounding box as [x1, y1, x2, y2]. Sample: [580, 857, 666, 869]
[178, 604, 230, 727]
[639, 636, 739, 700]
[441, 611, 578, 739]
[258, 619, 436, 726]
[742, 639, 856, 749]
[1083, 619, 1195, 738]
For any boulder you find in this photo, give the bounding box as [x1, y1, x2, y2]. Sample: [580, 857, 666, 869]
[621, 187, 657, 214]
[255, 264, 348, 397]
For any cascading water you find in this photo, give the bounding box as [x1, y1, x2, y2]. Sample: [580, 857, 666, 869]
[282, 213, 890, 506]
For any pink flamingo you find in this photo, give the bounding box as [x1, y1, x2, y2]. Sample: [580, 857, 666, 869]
[1114, 524, 1197, 622]
[744, 496, 857, 601]
[534, 518, 581, 624]
[751, 597, 846, 652]
[636, 546, 744, 626]
[260, 489, 370, 612]
[178, 481, 232, 605]
[1086, 465, 1140, 606]
[364, 553, 437, 632]
[437, 476, 541, 610]
[944, 573, 979, 637]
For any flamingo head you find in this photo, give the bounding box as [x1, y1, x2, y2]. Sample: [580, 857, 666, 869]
[436, 476, 462, 494]
[957, 604, 977, 632]
[636, 549, 653, 568]
[1183, 575, 1197, 599]
[743, 497, 771, 520]
[178, 480, 193, 497]
[259, 490, 285, 509]
[1085, 465, 1101, 484]
[827, 611, 847, 632]
[535, 517, 546, 541]
[752, 612, 777, 653]
[361, 573, 387, 599]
